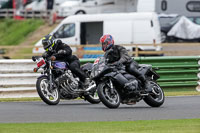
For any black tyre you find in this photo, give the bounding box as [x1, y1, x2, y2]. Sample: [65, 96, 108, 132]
[85, 91, 100, 104]
[97, 82, 120, 109]
[36, 76, 60, 105]
[143, 81, 165, 107]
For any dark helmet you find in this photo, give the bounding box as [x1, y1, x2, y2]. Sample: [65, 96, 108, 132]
[100, 34, 114, 52]
[42, 34, 55, 52]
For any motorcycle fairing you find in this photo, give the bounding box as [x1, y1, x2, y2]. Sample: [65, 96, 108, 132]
[139, 65, 160, 80]
[81, 63, 93, 72]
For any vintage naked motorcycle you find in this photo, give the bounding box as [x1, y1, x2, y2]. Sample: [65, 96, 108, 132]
[32, 56, 100, 105]
[91, 57, 165, 109]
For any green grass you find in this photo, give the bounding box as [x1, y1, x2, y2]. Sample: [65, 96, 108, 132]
[165, 91, 200, 96]
[0, 89, 199, 102]
[0, 19, 44, 46]
[0, 97, 41, 102]
[0, 119, 199, 133]
[163, 88, 200, 96]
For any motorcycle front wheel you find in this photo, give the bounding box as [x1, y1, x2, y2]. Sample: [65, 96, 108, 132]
[97, 81, 121, 109]
[36, 76, 60, 105]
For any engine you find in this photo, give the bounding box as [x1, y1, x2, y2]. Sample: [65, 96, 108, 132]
[55, 70, 79, 95]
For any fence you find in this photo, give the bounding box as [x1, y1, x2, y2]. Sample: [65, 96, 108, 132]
[137, 56, 200, 90]
[0, 56, 199, 98]
[0, 9, 52, 18]
[0, 9, 58, 25]
[1, 43, 200, 59]
[0, 44, 164, 59]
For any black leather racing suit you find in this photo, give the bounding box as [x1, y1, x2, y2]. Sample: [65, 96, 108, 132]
[104, 45, 146, 83]
[42, 40, 88, 82]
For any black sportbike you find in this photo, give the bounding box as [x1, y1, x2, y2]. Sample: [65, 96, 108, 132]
[32, 56, 100, 105]
[91, 57, 164, 109]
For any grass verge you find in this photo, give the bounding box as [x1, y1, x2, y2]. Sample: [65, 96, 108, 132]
[0, 19, 44, 46]
[0, 89, 199, 102]
[0, 97, 41, 102]
[0, 119, 199, 133]
[163, 88, 200, 96]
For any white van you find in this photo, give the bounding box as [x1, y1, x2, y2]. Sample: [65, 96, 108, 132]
[33, 12, 162, 57]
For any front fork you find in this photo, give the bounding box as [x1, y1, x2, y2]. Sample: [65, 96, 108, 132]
[106, 79, 115, 95]
[48, 61, 54, 91]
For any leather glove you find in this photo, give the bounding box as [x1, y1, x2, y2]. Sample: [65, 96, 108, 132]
[50, 56, 56, 61]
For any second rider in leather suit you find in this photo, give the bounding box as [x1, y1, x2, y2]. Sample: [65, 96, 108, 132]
[100, 34, 147, 91]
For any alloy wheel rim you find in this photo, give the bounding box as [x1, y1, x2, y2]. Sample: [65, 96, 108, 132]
[40, 79, 58, 102]
[150, 81, 164, 102]
[104, 87, 119, 104]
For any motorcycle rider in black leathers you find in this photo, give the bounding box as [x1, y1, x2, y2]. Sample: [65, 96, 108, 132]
[41, 34, 90, 86]
[100, 34, 147, 91]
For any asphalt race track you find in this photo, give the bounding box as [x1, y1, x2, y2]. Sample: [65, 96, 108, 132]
[0, 96, 199, 123]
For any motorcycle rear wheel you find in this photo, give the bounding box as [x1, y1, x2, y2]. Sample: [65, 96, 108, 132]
[97, 82, 120, 109]
[36, 76, 60, 105]
[143, 81, 164, 107]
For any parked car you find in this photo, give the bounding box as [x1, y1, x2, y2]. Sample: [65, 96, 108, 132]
[0, 0, 12, 9]
[158, 14, 181, 42]
[159, 14, 200, 42]
[25, 0, 46, 11]
[167, 16, 200, 42]
[56, 0, 137, 17]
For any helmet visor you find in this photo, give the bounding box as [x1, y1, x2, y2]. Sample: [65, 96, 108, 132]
[46, 42, 55, 52]
[102, 42, 108, 51]
[43, 40, 51, 50]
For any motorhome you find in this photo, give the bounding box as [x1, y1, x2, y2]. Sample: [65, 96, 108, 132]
[138, 0, 200, 18]
[155, 0, 200, 17]
[33, 12, 162, 58]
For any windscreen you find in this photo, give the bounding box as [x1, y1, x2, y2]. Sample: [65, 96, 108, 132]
[90, 57, 106, 78]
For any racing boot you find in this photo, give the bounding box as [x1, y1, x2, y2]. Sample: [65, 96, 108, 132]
[138, 75, 151, 92]
[137, 74, 146, 88]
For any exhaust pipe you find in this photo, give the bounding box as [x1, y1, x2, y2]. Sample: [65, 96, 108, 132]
[85, 83, 96, 92]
